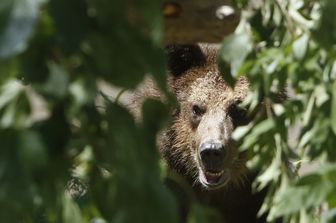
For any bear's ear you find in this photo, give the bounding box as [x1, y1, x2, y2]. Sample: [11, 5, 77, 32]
[165, 44, 206, 77]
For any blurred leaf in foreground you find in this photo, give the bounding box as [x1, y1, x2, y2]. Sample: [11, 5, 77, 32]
[0, 0, 42, 59]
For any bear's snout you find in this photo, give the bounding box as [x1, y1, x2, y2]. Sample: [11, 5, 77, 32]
[199, 140, 226, 172]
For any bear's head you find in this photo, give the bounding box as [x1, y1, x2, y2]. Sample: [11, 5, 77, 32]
[162, 44, 251, 190]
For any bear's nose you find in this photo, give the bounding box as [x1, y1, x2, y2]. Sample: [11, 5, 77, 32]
[199, 141, 226, 171]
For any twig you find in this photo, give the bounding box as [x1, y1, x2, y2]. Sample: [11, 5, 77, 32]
[274, 0, 297, 36]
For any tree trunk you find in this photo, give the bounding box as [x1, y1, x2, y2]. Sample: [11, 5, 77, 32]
[163, 0, 240, 44]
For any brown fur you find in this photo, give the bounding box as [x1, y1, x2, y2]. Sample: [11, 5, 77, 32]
[131, 44, 266, 223]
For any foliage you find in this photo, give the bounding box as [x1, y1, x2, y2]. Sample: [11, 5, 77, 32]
[0, 0, 336, 223]
[225, 0, 336, 222]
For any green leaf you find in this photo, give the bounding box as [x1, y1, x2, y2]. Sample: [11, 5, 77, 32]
[241, 119, 275, 150]
[233, 0, 248, 8]
[102, 102, 178, 223]
[142, 99, 169, 135]
[49, 0, 90, 54]
[255, 150, 281, 190]
[42, 62, 69, 100]
[0, 0, 14, 32]
[18, 129, 48, 172]
[0, 89, 30, 128]
[314, 0, 336, 50]
[331, 81, 336, 135]
[62, 193, 83, 223]
[302, 92, 315, 127]
[18, 12, 55, 84]
[293, 33, 309, 60]
[269, 165, 336, 219]
[87, 0, 164, 89]
[89, 31, 149, 89]
[0, 0, 42, 59]
[232, 122, 254, 142]
[0, 129, 34, 221]
[0, 79, 24, 110]
[133, 0, 163, 43]
[219, 32, 253, 86]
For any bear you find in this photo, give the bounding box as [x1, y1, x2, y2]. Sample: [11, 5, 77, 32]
[131, 44, 267, 223]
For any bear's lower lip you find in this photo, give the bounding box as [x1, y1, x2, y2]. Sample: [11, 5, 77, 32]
[204, 171, 224, 184]
[199, 169, 229, 189]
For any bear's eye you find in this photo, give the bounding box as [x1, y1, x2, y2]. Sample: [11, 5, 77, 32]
[228, 103, 249, 127]
[190, 104, 205, 128]
[192, 104, 205, 116]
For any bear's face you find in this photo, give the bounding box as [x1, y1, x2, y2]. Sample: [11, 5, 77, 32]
[165, 44, 250, 190]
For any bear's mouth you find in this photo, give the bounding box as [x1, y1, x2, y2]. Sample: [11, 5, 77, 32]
[199, 168, 230, 189]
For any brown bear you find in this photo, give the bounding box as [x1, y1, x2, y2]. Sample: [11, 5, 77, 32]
[132, 44, 267, 223]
